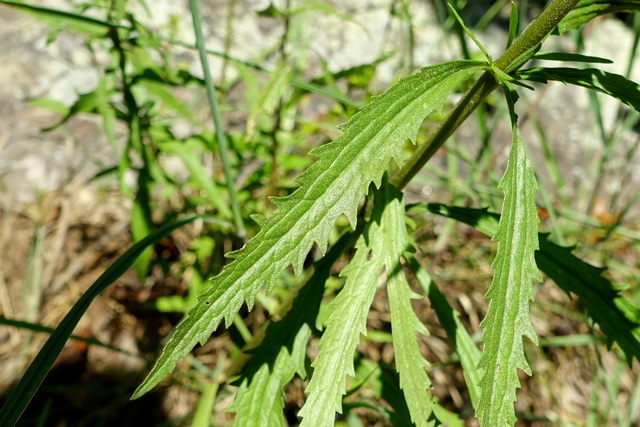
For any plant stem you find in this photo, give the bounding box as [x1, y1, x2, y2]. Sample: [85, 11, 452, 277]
[390, 0, 580, 190]
[189, 0, 247, 240]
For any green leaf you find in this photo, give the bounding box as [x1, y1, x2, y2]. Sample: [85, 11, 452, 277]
[477, 129, 541, 426]
[414, 204, 640, 368]
[228, 231, 353, 427]
[534, 234, 640, 361]
[557, 0, 640, 34]
[26, 98, 69, 115]
[298, 181, 406, 426]
[531, 52, 613, 63]
[507, 1, 519, 48]
[0, 215, 206, 427]
[137, 79, 201, 126]
[384, 185, 435, 427]
[132, 60, 486, 399]
[192, 382, 217, 427]
[158, 140, 232, 218]
[448, 4, 493, 64]
[403, 253, 482, 411]
[517, 67, 640, 113]
[0, 0, 118, 35]
[0, 316, 143, 359]
[40, 88, 119, 132]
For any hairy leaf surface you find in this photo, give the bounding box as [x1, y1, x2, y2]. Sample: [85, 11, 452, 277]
[477, 130, 541, 426]
[133, 60, 485, 398]
[298, 182, 411, 426]
[414, 203, 640, 364]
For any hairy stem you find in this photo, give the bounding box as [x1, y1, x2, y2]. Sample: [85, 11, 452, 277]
[390, 0, 580, 190]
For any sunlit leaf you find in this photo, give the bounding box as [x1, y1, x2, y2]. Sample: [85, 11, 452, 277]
[477, 128, 541, 426]
[229, 232, 353, 427]
[0, 215, 206, 427]
[384, 186, 435, 427]
[414, 203, 640, 366]
[404, 252, 482, 410]
[0, 0, 117, 35]
[132, 60, 486, 399]
[299, 181, 420, 426]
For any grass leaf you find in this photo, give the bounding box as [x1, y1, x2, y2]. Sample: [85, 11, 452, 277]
[0, 0, 118, 35]
[0, 215, 205, 427]
[477, 129, 541, 426]
[132, 60, 486, 399]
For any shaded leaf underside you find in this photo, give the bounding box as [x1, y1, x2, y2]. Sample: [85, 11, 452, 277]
[133, 60, 486, 398]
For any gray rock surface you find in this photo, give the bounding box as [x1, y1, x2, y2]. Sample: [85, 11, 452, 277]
[0, 1, 639, 221]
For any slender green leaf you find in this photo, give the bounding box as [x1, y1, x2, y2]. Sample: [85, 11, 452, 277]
[477, 129, 541, 426]
[384, 185, 435, 427]
[26, 98, 69, 115]
[0, 0, 119, 35]
[228, 231, 354, 427]
[448, 4, 493, 63]
[0, 215, 205, 427]
[41, 88, 119, 132]
[189, 0, 246, 239]
[137, 79, 201, 126]
[0, 316, 143, 359]
[507, 1, 519, 48]
[557, 0, 640, 34]
[531, 52, 613, 63]
[433, 404, 465, 427]
[158, 141, 232, 218]
[403, 252, 482, 410]
[192, 382, 218, 427]
[414, 203, 640, 364]
[132, 60, 486, 399]
[298, 181, 408, 426]
[517, 67, 640, 113]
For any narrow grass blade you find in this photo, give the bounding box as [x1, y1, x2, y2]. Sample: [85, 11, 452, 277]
[0, 316, 144, 358]
[0, 215, 204, 427]
[0, 0, 119, 34]
[192, 382, 218, 427]
[189, 0, 246, 239]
